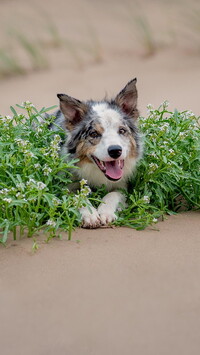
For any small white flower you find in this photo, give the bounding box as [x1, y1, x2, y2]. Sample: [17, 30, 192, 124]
[53, 134, 61, 143]
[82, 185, 91, 196]
[34, 163, 41, 169]
[147, 104, 153, 110]
[27, 178, 36, 186]
[36, 182, 47, 190]
[52, 197, 61, 206]
[16, 183, 25, 190]
[21, 101, 35, 109]
[72, 194, 80, 205]
[169, 149, 174, 154]
[152, 218, 158, 223]
[147, 103, 154, 115]
[3, 198, 12, 203]
[162, 100, 169, 109]
[15, 138, 29, 147]
[185, 110, 194, 119]
[149, 163, 158, 171]
[46, 219, 56, 227]
[0, 188, 9, 195]
[16, 193, 26, 199]
[160, 123, 169, 131]
[24, 151, 35, 158]
[1, 115, 12, 123]
[143, 196, 150, 203]
[43, 164, 52, 175]
[28, 196, 37, 202]
[150, 152, 157, 158]
[36, 127, 42, 133]
[50, 135, 61, 157]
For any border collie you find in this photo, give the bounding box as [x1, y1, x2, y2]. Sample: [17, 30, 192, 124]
[53, 78, 142, 228]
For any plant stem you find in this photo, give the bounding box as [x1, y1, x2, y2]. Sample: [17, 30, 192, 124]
[13, 226, 17, 241]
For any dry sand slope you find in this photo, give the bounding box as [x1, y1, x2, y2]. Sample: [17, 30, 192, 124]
[0, 213, 200, 355]
[0, 0, 200, 354]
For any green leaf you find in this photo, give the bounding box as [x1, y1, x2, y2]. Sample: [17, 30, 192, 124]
[10, 106, 17, 116]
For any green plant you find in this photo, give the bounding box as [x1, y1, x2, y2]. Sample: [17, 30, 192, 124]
[0, 102, 91, 244]
[134, 14, 157, 56]
[32, 238, 39, 253]
[115, 101, 200, 229]
[0, 101, 199, 244]
[14, 31, 49, 70]
[126, 3, 157, 56]
[0, 48, 25, 78]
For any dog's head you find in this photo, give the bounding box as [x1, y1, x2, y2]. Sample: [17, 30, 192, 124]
[57, 79, 141, 183]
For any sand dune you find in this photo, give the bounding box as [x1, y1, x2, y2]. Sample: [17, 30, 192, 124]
[0, 0, 200, 354]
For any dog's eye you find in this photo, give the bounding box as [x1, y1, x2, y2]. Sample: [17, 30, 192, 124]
[89, 130, 100, 139]
[119, 127, 127, 135]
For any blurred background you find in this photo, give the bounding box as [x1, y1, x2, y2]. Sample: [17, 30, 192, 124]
[0, 0, 200, 115]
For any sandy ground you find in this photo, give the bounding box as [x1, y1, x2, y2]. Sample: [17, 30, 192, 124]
[0, 0, 200, 354]
[1, 213, 200, 355]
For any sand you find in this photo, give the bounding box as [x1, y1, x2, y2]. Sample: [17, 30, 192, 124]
[1, 213, 200, 355]
[0, 0, 200, 354]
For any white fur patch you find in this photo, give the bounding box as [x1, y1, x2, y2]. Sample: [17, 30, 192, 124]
[77, 157, 136, 191]
[97, 191, 126, 225]
[92, 102, 122, 125]
[92, 103, 131, 162]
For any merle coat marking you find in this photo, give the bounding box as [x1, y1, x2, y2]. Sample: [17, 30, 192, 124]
[53, 78, 142, 228]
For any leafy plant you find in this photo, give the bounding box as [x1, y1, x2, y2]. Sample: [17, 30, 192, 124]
[115, 101, 200, 229]
[0, 102, 91, 244]
[0, 101, 199, 244]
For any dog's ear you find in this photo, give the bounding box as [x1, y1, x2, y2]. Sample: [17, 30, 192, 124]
[114, 78, 139, 120]
[57, 94, 88, 130]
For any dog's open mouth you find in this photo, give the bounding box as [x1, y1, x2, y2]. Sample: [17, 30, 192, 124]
[92, 156, 124, 181]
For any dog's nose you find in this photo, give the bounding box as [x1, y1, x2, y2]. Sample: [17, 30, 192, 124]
[108, 145, 122, 159]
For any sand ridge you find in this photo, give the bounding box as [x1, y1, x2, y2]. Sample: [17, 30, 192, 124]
[0, 0, 200, 354]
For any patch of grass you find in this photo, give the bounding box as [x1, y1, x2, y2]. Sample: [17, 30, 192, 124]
[133, 14, 157, 56]
[43, 16, 63, 48]
[0, 101, 199, 244]
[0, 48, 25, 78]
[83, 22, 103, 64]
[14, 31, 49, 70]
[126, 3, 158, 56]
[63, 38, 84, 70]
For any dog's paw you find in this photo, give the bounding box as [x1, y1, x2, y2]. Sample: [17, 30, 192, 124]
[80, 206, 101, 229]
[97, 206, 117, 226]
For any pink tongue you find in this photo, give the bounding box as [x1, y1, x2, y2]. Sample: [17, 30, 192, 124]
[105, 161, 123, 180]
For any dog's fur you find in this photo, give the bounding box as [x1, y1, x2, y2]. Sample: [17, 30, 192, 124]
[52, 78, 142, 228]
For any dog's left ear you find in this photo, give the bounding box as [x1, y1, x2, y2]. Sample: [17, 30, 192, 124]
[115, 78, 139, 120]
[57, 94, 88, 130]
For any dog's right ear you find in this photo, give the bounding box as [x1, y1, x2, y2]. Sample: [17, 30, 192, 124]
[57, 94, 88, 130]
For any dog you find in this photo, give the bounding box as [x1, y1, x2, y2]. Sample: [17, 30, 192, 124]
[52, 78, 142, 228]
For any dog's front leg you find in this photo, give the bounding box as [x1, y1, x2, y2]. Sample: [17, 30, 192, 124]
[80, 203, 101, 229]
[97, 191, 126, 225]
